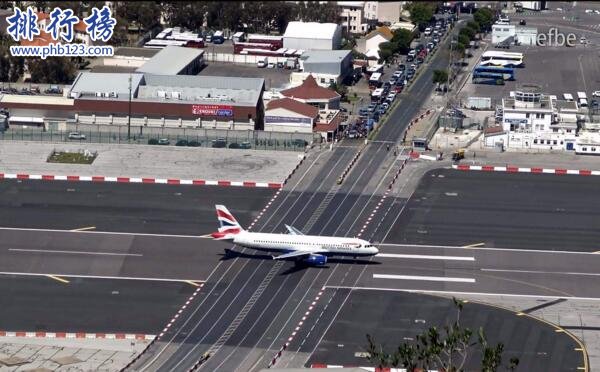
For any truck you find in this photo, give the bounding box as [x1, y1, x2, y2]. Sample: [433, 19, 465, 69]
[257, 57, 268, 68]
[232, 31, 246, 43]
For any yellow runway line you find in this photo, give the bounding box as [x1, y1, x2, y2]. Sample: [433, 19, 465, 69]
[185, 280, 201, 287]
[47, 275, 70, 284]
[71, 226, 96, 232]
[462, 242, 485, 248]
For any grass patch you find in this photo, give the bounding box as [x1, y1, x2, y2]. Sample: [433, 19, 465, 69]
[47, 150, 97, 164]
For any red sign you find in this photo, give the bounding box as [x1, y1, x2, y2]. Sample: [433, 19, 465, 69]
[192, 104, 234, 117]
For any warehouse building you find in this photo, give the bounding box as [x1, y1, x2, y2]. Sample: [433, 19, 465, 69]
[1, 72, 265, 130]
[135, 45, 206, 75]
[283, 21, 343, 50]
[291, 50, 353, 88]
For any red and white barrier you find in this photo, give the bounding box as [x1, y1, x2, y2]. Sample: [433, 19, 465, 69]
[452, 164, 600, 176]
[0, 331, 155, 340]
[311, 364, 435, 371]
[0, 173, 283, 188]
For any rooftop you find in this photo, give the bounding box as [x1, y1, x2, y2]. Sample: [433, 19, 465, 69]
[503, 94, 553, 111]
[137, 75, 264, 106]
[266, 98, 318, 118]
[284, 21, 339, 40]
[69, 72, 145, 100]
[0, 94, 74, 106]
[314, 110, 344, 133]
[366, 26, 394, 40]
[301, 50, 351, 64]
[136, 46, 204, 75]
[281, 75, 340, 101]
[114, 47, 159, 59]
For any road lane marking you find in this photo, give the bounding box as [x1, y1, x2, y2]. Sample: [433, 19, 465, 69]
[185, 280, 201, 287]
[325, 286, 600, 301]
[0, 226, 210, 239]
[46, 275, 69, 284]
[70, 226, 96, 232]
[0, 271, 204, 283]
[481, 268, 600, 277]
[373, 274, 475, 283]
[8, 248, 143, 257]
[377, 253, 474, 261]
[462, 242, 485, 248]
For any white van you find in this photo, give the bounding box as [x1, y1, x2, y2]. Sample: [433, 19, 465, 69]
[579, 98, 588, 107]
[563, 93, 574, 102]
[577, 91, 587, 100]
[257, 57, 268, 68]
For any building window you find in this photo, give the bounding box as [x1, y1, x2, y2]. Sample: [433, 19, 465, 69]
[352, 25, 356, 30]
[526, 113, 530, 118]
[583, 147, 588, 151]
[560, 141, 564, 145]
[541, 114, 545, 119]
[329, 78, 335, 84]
[553, 128, 558, 133]
[567, 129, 571, 133]
[593, 147, 597, 152]
[534, 139, 538, 144]
[321, 78, 326, 84]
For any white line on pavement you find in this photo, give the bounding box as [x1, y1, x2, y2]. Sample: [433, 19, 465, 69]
[0, 271, 204, 283]
[377, 242, 600, 256]
[324, 286, 600, 301]
[377, 253, 474, 261]
[8, 248, 143, 257]
[481, 268, 600, 277]
[0, 226, 207, 239]
[373, 274, 475, 283]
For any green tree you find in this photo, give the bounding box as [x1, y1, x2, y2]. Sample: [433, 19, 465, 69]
[378, 41, 397, 63]
[163, 1, 206, 30]
[457, 34, 470, 47]
[474, 7, 495, 33]
[365, 298, 519, 372]
[329, 81, 347, 98]
[116, 1, 161, 34]
[432, 69, 448, 85]
[405, 2, 435, 31]
[391, 28, 413, 55]
[459, 26, 475, 41]
[467, 20, 480, 33]
[27, 57, 77, 84]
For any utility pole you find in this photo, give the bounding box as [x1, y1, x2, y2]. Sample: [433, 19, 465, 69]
[127, 74, 132, 141]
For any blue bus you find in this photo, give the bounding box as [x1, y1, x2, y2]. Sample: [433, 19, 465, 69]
[473, 66, 515, 81]
[472, 72, 505, 85]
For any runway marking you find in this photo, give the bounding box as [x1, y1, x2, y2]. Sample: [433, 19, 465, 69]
[377, 242, 600, 256]
[46, 275, 69, 284]
[0, 226, 208, 239]
[377, 253, 474, 261]
[462, 242, 485, 248]
[325, 286, 600, 301]
[373, 274, 476, 283]
[185, 280, 201, 287]
[70, 226, 96, 232]
[8, 248, 143, 257]
[481, 268, 600, 277]
[0, 271, 205, 284]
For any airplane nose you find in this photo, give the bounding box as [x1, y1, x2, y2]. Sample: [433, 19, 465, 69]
[372, 247, 379, 255]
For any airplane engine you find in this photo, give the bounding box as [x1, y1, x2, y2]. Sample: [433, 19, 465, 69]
[303, 254, 327, 266]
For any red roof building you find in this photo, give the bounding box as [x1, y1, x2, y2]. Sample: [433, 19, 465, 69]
[264, 98, 319, 133]
[280, 75, 341, 110]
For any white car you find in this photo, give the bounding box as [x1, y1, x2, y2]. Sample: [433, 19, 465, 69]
[596, 10, 600, 15]
[556, 8, 563, 11]
[68, 132, 86, 140]
[387, 93, 396, 101]
[585, 9, 593, 14]
[593, 91, 600, 97]
[424, 27, 432, 36]
[393, 70, 403, 78]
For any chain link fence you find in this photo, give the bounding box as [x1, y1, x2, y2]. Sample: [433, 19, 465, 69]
[0, 125, 319, 152]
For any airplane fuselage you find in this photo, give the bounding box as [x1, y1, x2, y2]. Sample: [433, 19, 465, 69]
[232, 231, 379, 257]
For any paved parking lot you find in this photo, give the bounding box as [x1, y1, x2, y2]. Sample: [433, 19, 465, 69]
[199, 63, 292, 90]
[459, 43, 600, 103]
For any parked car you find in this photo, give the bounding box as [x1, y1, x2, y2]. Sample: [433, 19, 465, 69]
[176, 139, 188, 146]
[212, 138, 227, 148]
[519, 19, 526, 25]
[240, 141, 252, 149]
[398, 64, 406, 71]
[348, 129, 359, 139]
[68, 132, 86, 140]
[187, 140, 201, 147]
[158, 138, 170, 145]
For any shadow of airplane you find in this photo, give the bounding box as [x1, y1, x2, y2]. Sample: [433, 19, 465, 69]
[219, 249, 381, 275]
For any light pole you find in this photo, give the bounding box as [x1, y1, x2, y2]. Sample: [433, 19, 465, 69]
[127, 74, 132, 141]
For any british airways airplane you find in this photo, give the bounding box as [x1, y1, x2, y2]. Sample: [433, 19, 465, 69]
[211, 205, 379, 266]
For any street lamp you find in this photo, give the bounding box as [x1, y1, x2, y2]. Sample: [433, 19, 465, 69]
[127, 74, 132, 141]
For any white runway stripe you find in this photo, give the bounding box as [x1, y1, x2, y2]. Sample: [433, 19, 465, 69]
[377, 253, 474, 261]
[373, 274, 475, 283]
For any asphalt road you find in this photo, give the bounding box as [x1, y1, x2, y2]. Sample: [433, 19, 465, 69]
[0, 276, 195, 334]
[305, 289, 583, 371]
[383, 168, 600, 251]
[0, 180, 275, 234]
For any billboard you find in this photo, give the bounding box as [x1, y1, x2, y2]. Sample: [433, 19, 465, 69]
[264, 116, 312, 125]
[192, 104, 234, 117]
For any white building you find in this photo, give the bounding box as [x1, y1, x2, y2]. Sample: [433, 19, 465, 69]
[338, 1, 369, 34]
[264, 98, 318, 133]
[491, 90, 578, 150]
[364, 1, 405, 24]
[291, 50, 353, 87]
[492, 23, 537, 45]
[284, 21, 343, 50]
[365, 26, 393, 59]
[519, 1, 546, 11]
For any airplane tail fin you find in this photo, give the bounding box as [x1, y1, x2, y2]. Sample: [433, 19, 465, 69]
[211, 205, 244, 240]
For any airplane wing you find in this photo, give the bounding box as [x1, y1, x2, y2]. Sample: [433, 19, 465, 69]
[285, 225, 305, 235]
[273, 249, 326, 260]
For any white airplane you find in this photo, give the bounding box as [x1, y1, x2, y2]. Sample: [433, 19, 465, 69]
[211, 205, 379, 266]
